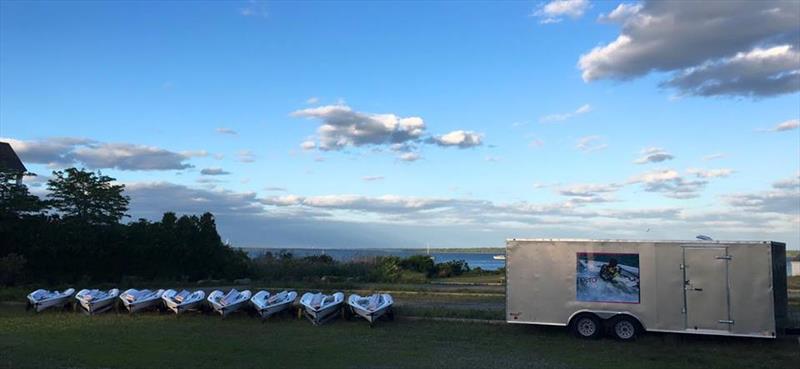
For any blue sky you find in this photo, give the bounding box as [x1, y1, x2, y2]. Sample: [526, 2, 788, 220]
[1, 1, 799, 249]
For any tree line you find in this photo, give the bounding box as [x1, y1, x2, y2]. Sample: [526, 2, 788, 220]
[0, 168, 249, 286]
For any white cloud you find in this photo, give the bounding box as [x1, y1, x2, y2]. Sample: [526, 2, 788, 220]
[533, 0, 590, 24]
[362, 176, 385, 182]
[726, 174, 800, 214]
[579, 1, 800, 97]
[292, 103, 482, 160]
[300, 141, 316, 150]
[2, 137, 196, 171]
[528, 138, 545, 148]
[540, 104, 592, 123]
[306, 97, 320, 105]
[398, 152, 421, 162]
[703, 153, 726, 161]
[628, 169, 707, 199]
[238, 150, 256, 163]
[200, 167, 231, 176]
[767, 118, 800, 132]
[240, 0, 268, 18]
[291, 104, 427, 151]
[599, 3, 642, 23]
[216, 128, 238, 135]
[634, 147, 674, 164]
[575, 135, 607, 152]
[687, 168, 734, 179]
[429, 130, 483, 148]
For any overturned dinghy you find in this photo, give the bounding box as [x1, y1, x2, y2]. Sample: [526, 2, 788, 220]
[119, 289, 165, 313]
[250, 290, 297, 320]
[75, 289, 120, 315]
[347, 293, 394, 326]
[207, 289, 251, 317]
[26, 288, 75, 312]
[300, 292, 344, 325]
[162, 289, 206, 314]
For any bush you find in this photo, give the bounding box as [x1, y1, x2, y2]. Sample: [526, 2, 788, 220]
[0, 253, 26, 286]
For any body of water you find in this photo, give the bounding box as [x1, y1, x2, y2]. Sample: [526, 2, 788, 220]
[241, 248, 506, 271]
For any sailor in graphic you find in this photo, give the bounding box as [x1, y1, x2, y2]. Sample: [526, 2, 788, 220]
[599, 258, 622, 281]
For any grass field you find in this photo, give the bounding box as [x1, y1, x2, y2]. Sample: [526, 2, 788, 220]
[1, 305, 798, 369]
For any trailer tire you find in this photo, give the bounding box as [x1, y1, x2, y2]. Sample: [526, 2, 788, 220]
[609, 316, 639, 341]
[570, 314, 602, 339]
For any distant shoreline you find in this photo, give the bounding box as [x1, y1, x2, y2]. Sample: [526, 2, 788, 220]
[237, 247, 505, 254]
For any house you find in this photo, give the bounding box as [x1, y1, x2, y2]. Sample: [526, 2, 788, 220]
[0, 141, 27, 185]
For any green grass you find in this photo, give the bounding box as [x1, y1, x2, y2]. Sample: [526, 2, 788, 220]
[0, 306, 797, 369]
[432, 273, 505, 284]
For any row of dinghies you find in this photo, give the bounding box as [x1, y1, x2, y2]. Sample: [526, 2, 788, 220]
[26, 288, 394, 326]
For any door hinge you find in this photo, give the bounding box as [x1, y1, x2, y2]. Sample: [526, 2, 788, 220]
[715, 255, 732, 260]
[718, 319, 734, 324]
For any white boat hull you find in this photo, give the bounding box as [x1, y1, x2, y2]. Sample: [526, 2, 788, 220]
[347, 294, 394, 325]
[75, 289, 120, 315]
[250, 290, 297, 319]
[162, 289, 206, 314]
[27, 289, 75, 312]
[300, 292, 344, 325]
[207, 289, 252, 317]
[120, 289, 165, 313]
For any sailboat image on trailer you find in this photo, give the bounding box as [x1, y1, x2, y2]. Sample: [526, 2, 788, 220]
[505, 239, 789, 340]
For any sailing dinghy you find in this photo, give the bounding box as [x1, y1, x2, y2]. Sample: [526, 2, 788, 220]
[250, 290, 297, 320]
[299, 292, 344, 325]
[347, 293, 394, 326]
[26, 288, 75, 312]
[119, 289, 165, 313]
[75, 289, 120, 315]
[162, 289, 206, 314]
[207, 289, 251, 317]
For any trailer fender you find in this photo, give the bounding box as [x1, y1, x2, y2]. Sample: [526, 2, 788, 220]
[567, 310, 646, 331]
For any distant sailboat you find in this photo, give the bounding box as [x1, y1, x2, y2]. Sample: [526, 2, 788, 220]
[493, 255, 506, 260]
[426, 243, 435, 261]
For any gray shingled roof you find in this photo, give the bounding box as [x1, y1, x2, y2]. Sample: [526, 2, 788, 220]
[0, 142, 27, 172]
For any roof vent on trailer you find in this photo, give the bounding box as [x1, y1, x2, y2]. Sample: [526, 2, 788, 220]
[695, 235, 713, 241]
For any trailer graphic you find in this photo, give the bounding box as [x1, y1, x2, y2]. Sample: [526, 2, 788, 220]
[506, 239, 788, 340]
[576, 253, 640, 304]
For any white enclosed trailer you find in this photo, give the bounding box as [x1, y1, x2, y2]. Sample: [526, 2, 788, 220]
[506, 239, 788, 340]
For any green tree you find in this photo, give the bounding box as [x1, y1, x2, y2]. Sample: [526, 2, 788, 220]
[47, 168, 130, 224]
[0, 170, 45, 217]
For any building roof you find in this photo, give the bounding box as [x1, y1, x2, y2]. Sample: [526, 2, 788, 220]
[0, 142, 27, 173]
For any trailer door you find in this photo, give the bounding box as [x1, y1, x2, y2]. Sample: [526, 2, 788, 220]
[683, 247, 731, 332]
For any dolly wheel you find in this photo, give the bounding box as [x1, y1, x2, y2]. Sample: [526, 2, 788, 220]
[610, 316, 639, 341]
[571, 314, 602, 339]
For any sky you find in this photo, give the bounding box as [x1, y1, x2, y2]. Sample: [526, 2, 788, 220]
[1, 0, 799, 249]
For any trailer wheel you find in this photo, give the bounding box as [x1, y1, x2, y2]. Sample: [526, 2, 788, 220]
[571, 314, 602, 339]
[609, 316, 639, 341]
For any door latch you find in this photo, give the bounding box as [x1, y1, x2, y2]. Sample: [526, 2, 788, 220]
[715, 255, 732, 260]
[718, 320, 734, 324]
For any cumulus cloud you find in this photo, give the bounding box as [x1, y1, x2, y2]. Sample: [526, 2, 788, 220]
[216, 128, 238, 135]
[398, 152, 421, 162]
[533, 0, 590, 24]
[663, 45, 800, 97]
[292, 105, 426, 151]
[429, 130, 482, 148]
[558, 183, 622, 203]
[579, 1, 800, 98]
[300, 141, 316, 150]
[2, 137, 195, 171]
[634, 147, 674, 164]
[292, 104, 482, 160]
[628, 169, 707, 199]
[200, 167, 231, 176]
[540, 104, 592, 123]
[726, 174, 800, 214]
[576, 136, 607, 152]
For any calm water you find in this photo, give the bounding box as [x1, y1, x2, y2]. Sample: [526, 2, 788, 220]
[242, 248, 506, 271]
